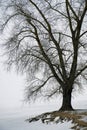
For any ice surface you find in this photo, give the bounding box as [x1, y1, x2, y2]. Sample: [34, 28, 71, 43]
[0, 105, 73, 130]
[0, 117, 72, 130]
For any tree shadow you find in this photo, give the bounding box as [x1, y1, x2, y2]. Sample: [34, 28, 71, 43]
[26, 110, 87, 130]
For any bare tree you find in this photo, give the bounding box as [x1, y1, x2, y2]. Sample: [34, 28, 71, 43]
[1, 0, 87, 110]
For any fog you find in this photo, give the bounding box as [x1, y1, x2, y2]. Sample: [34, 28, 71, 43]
[0, 40, 87, 130]
[0, 62, 87, 111]
[0, 55, 87, 109]
[0, 47, 87, 130]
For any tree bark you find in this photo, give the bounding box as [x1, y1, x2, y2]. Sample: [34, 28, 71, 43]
[59, 87, 74, 111]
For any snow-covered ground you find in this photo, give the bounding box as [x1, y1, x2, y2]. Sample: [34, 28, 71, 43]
[0, 99, 87, 130]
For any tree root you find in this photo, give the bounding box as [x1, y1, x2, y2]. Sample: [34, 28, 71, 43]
[26, 110, 87, 130]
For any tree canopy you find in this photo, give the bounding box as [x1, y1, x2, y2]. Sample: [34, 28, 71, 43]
[1, 0, 87, 110]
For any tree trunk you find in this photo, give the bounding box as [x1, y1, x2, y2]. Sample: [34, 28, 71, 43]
[59, 87, 74, 111]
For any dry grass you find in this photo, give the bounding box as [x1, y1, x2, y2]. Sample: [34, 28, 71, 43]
[51, 111, 87, 129]
[26, 110, 87, 129]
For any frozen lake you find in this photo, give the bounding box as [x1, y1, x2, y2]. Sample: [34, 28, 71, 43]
[0, 104, 72, 130]
[0, 99, 87, 130]
[0, 116, 72, 130]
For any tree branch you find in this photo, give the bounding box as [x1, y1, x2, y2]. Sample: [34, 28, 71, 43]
[29, 21, 64, 86]
[79, 30, 87, 38]
[75, 65, 87, 78]
[26, 75, 54, 99]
